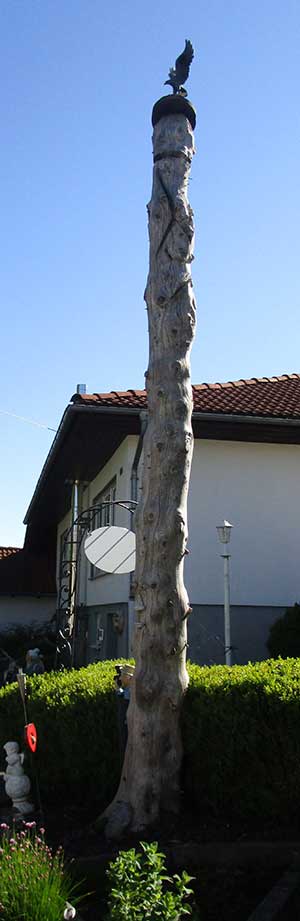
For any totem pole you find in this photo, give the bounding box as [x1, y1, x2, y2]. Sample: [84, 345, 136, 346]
[105, 42, 197, 838]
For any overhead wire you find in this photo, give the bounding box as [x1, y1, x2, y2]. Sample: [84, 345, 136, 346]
[0, 409, 57, 433]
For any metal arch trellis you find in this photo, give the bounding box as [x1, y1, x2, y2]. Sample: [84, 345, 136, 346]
[56, 499, 137, 670]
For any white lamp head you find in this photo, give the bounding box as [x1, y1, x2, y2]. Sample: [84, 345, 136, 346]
[216, 520, 233, 544]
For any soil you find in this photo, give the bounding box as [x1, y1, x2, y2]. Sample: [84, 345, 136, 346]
[76, 862, 282, 921]
[1, 792, 297, 920]
[42, 804, 295, 921]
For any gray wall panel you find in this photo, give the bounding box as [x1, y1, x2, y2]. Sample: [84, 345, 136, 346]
[187, 604, 286, 665]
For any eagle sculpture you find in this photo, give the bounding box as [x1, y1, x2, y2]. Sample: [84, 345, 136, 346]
[164, 40, 194, 96]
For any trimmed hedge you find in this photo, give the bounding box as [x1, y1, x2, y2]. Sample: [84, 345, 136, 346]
[0, 661, 121, 811]
[267, 603, 300, 658]
[183, 658, 300, 825]
[1, 658, 300, 825]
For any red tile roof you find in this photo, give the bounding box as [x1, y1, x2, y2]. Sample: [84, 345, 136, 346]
[0, 549, 56, 596]
[0, 547, 21, 561]
[72, 374, 300, 419]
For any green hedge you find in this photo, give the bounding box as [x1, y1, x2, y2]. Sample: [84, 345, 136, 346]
[182, 658, 300, 824]
[1, 658, 300, 825]
[0, 661, 121, 812]
[267, 603, 300, 658]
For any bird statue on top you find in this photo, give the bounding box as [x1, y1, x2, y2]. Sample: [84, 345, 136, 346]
[164, 39, 194, 96]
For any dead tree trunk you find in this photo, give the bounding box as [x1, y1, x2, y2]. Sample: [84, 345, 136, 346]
[104, 98, 197, 838]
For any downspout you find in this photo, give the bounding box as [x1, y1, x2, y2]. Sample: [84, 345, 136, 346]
[130, 411, 148, 503]
[128, 411, 148, 651]
[69, 480, 80, 665]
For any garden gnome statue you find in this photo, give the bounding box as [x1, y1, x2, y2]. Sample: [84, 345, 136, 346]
[1, 742, 33, 814]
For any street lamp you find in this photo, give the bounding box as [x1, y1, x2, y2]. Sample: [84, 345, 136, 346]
[216, 520, 233, 666]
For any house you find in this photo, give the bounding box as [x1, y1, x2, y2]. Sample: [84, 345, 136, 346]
[24, 373, 300, 667]
[0, 543, 56, 632]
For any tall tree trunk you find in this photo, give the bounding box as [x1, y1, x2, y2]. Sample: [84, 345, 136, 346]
[104, 101, 196, 838]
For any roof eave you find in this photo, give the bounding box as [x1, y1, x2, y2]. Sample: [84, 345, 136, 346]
[23, 401, 143, 525]
[193, 412, 300, 426]
[24, 402, 300, 526]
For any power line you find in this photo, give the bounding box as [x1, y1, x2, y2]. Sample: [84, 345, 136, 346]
[0, 409, 57, 433]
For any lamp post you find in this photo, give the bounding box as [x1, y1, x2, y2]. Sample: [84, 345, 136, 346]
[216, 520, 233, 666]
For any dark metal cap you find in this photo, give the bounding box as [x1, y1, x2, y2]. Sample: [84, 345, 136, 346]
[152, 94, 196, 130]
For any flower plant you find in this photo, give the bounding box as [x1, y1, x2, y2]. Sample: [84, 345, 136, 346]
[0, 821, 81, 921]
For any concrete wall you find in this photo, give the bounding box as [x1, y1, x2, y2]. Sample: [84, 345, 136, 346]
[0, 595, 56, 631]
[187, 603, 285, 666]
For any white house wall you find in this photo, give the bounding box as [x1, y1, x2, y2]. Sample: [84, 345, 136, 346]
[57, 435, 300, 612]
[57, 508, 72, 588]
[83, 436, 137, 605]
[186, 439, 300, 608]
[56, 437, 138, 609]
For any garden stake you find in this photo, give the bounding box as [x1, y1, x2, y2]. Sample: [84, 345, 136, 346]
[17, 669, 44, 820]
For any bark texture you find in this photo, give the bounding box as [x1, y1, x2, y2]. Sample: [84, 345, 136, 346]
[105, 112, 196, 838]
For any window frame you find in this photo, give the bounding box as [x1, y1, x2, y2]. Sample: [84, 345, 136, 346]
[89, 478, 117, 579]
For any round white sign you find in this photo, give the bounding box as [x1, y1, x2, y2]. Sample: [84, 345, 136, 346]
[84, 526, 136, 574]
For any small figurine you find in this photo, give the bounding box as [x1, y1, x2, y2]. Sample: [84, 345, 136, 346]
[114, 664, 135, 700]
[1, 741, 33, 814]
[164, 40, 194, 96]
[112, 612, 125, 635]
[25, 648, 45, 676]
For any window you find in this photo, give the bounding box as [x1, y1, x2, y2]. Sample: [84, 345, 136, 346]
[90, 479, 116, 578]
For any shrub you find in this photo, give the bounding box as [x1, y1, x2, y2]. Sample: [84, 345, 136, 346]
[267, 603, 300, 658]
[0, 660, 121, 812]
[0, 820, 82, 920]
[106, 841, 195, 921]
[183, 658, 300, 825]
[2, 657, 300, 827]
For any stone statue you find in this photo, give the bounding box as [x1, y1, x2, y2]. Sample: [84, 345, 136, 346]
[25, 648, 45, 676]
[1, 742, 33, 814]
[164, 40, 194, 96]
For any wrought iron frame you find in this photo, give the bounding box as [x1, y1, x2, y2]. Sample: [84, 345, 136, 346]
[56, 499, 137, 669]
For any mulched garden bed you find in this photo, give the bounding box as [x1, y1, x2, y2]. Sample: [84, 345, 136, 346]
[41, 804, 298, 921]
[77, 861, 283, 921]
[2, 790, 298, 920]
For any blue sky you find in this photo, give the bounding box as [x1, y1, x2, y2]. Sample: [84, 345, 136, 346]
[1, 0, 299, 546]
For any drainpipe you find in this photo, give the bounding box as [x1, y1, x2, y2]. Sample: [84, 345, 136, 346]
[130, 411, 148, 503]
[128, 412, 148, 651]
[69, 480, 80, 665]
